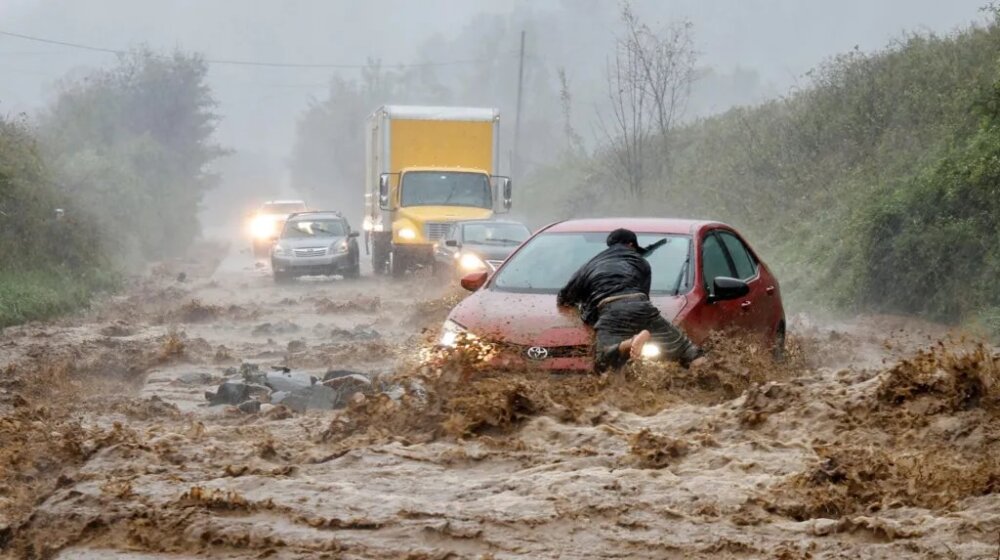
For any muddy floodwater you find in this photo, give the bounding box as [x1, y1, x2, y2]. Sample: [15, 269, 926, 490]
[0, 243, 997, 559]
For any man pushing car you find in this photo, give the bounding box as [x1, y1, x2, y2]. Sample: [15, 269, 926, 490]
[557, 228, 707, 372]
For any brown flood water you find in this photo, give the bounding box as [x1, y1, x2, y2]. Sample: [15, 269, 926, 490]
[0, 243, 997, 559]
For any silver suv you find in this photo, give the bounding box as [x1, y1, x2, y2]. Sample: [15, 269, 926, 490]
[271, 212, 360, 282]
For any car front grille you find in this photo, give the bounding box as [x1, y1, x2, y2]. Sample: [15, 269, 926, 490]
[424, 222, 450, 240]
[293, 247, 327, 257]
[495, 342, 590, 361]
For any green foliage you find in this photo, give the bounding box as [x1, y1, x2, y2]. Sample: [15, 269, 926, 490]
[0, 48, 221, 328]
[41, 49, 224, 262]
[522, 17, 1000, 324]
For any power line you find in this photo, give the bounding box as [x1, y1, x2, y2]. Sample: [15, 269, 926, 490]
[0, 29, 517, 69]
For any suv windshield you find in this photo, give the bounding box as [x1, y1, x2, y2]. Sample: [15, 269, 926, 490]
[492, 232, 691, 294]
[281, 219, 346, 238]
[263, 202, 307, 214]
[463, 223, 529, 246]
[401, 172, 491, 209]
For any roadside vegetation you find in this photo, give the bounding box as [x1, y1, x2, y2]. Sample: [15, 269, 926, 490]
[519, 8, 1000, 332]
[0, 50, 223, 328]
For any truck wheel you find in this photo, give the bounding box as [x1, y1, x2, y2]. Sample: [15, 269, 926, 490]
[390, 251, 407, 278]
[372, 244, 388, 276]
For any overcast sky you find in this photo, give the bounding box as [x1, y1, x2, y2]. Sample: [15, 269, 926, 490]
[0, 0, 989, 189]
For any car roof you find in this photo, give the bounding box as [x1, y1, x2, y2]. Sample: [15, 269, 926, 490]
[264, 200, 306, 205]
[287, 211, 345, 220]
[543, 218, 722, 235]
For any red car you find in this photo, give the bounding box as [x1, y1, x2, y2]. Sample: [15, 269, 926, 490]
[440, 218, 785, 370]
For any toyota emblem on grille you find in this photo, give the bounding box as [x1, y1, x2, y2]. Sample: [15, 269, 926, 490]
[525, 346, 549, 361]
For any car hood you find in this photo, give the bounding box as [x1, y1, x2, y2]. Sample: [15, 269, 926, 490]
[460, 244, 520, 261]
[278, 236, 346, 249]
[449, 289, 689, 347]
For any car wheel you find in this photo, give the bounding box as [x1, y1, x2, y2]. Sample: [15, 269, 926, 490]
[273, 270, 293, 284]
[772, 324, 786, 362]
[345, 259, 361, 279]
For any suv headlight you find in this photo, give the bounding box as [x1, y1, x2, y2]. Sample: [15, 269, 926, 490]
[439, 319, 467, 347]
[272, 244, 288, 257]
[333, 240, 349, 253]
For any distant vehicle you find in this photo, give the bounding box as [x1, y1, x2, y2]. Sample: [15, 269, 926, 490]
[270, 212, 361, 282]
[433, 219, 531, 278]
[364, 105, 512, 277]
[440, 218, 786, 370]
[248, 200, 308, 257]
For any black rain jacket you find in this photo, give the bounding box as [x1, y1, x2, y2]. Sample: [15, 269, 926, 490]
[557, 243, 650, 325]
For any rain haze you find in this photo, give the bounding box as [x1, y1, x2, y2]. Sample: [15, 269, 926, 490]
[0, 0, 988, 224]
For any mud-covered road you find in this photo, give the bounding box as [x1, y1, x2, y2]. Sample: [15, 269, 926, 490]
[1, 243, 998, 559]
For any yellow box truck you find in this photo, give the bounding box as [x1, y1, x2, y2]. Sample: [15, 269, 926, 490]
[363, 105, 511, 277]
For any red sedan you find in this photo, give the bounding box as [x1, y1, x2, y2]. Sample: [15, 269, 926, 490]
[440, 218, 785, 370]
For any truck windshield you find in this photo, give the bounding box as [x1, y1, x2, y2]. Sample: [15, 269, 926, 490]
[400, 172, 491, 209]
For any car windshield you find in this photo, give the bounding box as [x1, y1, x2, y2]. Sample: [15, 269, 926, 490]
[282, 219, 346, 238]
[400, 171, 492, 209]
[263, 202, 307, 214]
[463, 223, 530, 246]
[492, 232, 692, 294]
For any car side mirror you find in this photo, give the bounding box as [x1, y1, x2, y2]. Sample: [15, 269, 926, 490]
[502, 177, 512, 210]
[445, 239, 459, 248]
[378, 174, 390, 210]
[460, 271, 488, 292]
[709, 276, 750, 303]
[347, 231, 359, 238]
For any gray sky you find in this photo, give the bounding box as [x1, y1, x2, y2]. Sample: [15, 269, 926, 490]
[0, 0, 989, 187]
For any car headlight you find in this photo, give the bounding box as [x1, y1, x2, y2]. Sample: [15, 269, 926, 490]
[251, 216, 276, 239]
[272, 244, 287, 256]
[439, 319, 467, 347]
[398, 227, 417, 240]
[640, 343, 661, 359]
[459, 253, 486, 271]
[333, 240, 349, 253]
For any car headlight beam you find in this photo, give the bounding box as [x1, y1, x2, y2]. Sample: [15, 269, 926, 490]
[459, 253, 487, 271]
[439, 319, 467, 347]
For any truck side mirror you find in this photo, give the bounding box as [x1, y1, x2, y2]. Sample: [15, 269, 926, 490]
[502, 178, 512, 210]
[378, 174, 390, 210]
[445, 239, 460, 248]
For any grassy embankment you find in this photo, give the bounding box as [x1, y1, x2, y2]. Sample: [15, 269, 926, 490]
[522, 14, 1000, 334]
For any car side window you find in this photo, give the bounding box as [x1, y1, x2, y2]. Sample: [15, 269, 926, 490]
[701, 233, 734, 290]
[718, 232, 757, 280]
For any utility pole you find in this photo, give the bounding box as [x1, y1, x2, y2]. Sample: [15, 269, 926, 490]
[512, 29, 525, 180]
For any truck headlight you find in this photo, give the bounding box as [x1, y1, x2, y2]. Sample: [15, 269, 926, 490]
[641, 343, 661, 359]
[459, 253, 486, 271]
[439, 319, 467, 347]
[398, 227, 417, 240]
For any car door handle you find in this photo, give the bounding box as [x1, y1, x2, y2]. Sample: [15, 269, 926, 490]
[740, 300, 752, 311]
[765, 286, 775, 295]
